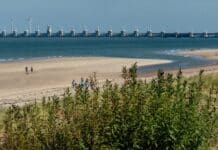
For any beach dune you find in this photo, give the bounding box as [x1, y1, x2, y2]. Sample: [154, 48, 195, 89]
[0, 57, 171, 106]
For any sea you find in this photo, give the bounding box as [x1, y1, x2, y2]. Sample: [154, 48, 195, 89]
[0, 37, 218, 72]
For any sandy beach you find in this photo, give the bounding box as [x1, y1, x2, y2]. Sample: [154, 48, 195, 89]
[0, 57, 171, 106]
[178, 49, 218, 60]
[2, 50, 218, 107]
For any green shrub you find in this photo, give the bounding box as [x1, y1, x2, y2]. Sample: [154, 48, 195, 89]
[0, 64, 217, 149]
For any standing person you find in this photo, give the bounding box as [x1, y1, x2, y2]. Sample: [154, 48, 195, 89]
[25, 66, 28, 74]
[30, 66, 33, 73]
[85, 78, 89, 88]
[72, 80, 76, 88]
[80, 78, 84, 88]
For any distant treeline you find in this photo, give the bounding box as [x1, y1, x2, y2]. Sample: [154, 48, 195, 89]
[0, 64, 217, 149]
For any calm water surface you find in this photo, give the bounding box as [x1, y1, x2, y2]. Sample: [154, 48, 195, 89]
[0, 37, 218, 71]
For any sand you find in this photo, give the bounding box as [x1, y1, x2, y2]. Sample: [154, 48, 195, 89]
[178, 49, 218, 60]
[0, 57, 171, 106]
[141, 48, 218, 82]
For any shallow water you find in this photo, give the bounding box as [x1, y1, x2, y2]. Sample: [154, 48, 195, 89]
[0, 37, 218, 71]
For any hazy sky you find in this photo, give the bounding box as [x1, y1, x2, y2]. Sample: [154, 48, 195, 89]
[0, 0, 217, 32]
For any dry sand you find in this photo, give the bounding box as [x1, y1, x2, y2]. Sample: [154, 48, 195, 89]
[0, 57, 171, 106]
[178, 49, 218, 60]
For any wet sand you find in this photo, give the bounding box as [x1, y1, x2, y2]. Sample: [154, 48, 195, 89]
[178, 49, 218, 60]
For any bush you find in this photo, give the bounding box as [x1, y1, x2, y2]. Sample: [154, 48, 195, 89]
[0, 64, 217, 149]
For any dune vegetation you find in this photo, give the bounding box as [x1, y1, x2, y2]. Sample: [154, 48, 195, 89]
[0, 64, 217, 149]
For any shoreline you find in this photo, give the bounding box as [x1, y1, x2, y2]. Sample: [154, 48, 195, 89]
[0, 56, 171, 64]
[0, 56, 171, 107]
[139, 62, 218, 78]
[177, 48, 218, 60]
[140, 48, 218, 81]
[1, 49, 218, 107]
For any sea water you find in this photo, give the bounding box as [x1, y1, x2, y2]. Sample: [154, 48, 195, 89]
[0, 37, 218, 71]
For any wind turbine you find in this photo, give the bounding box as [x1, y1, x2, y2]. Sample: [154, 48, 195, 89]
[27, 17, 32, 34]
[204, 29, 208, 38]
[2, 28, 7, 37]
[147, 25, 152, 37]
[96, 26, 100, 36]
[175, 28, 180, 38]
[35, 24, 40, 36]
[108, 27, 113, 37]
[60, 26, 64, 36]
[160, 25, 165, 33]
[71, 26, 75, 31]
[135, 26, 139, 32]
[134, 26, 139, 37]
[121, 26, 126, 37]
[37, 24, 40, 32]
[70, 26, 76, 37]
[189, 28, 194, 38]
[160, 26, 165, 38]
[83, 25, 88, 36]
[11, 18, 14, 32]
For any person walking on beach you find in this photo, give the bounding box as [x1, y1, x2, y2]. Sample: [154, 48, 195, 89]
[25, 66, 28, 74]
[30, 66, 33, 73]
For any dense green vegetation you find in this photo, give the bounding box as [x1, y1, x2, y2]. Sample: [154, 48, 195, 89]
[0, 64, 217, 149]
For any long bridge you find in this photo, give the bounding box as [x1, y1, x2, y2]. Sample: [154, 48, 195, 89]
[1, 26, 218, 38]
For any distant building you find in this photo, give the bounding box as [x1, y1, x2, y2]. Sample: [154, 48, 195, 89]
[2, 30, 6, 37]
[175, 32, 179, 38]
[120, 30, 126, 37]
[160, 31, 165, 38]
[70, 29, 76, 37]
[107, 30, 113, 37]
[95, 28, 100, 37]
[82, 29, 88, 37]
[147, 30, 152, 37]
[133, 29, 139, 37]
[203, 32, 208, 38]
[12, 30, 17, 37]
[47, 25, 52, 37]
[58, 29, 64, 37]
[23, 30, 29, 37]
[0, 25, 218, 38]
[189, 32, 194, 38]
[35, 29, 40, 37]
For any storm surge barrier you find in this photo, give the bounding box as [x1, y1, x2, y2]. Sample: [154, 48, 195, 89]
[1, 26, 217, 38]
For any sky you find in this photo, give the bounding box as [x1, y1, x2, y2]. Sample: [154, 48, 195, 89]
[0, 0, 217, 32]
